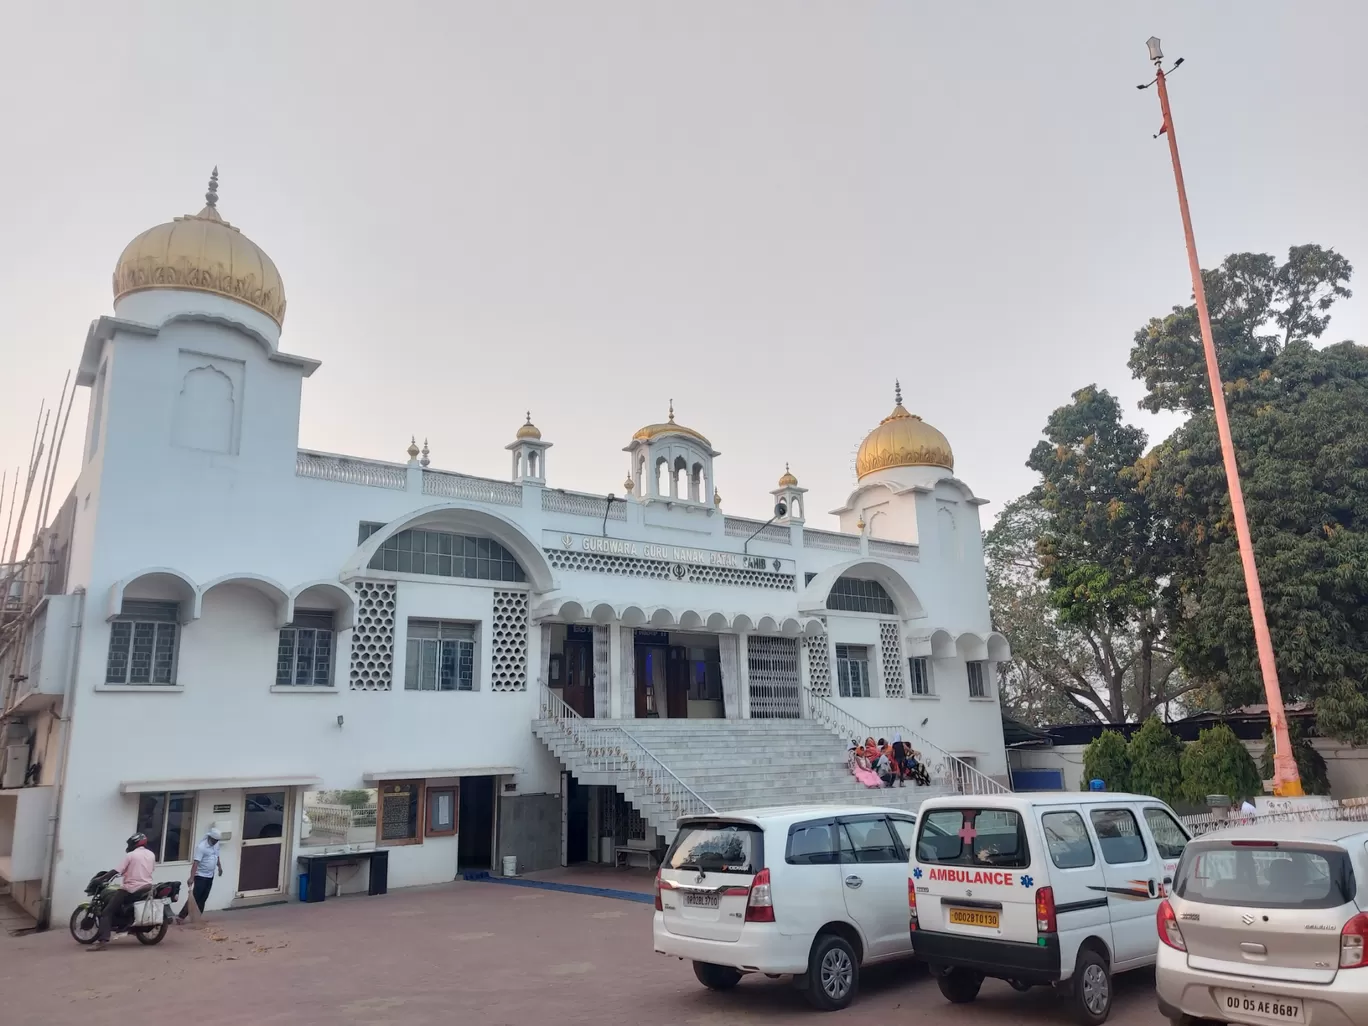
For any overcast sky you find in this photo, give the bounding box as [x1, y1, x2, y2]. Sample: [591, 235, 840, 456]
[2, 2, 1364, 548]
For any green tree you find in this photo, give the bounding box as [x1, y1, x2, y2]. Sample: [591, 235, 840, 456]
[1015, 387, 1195, 722]
[1129, 247, 1368, 742]
[1082, 730, 1132, 792]
[1127, 717, 1184, 804]
[1260, 720, 1331, 796]
[1180, 723, 1263, 804]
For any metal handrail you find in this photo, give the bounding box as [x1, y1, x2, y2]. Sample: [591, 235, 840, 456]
[802, 686, 1011, 796]
[537, 684, 716, 819]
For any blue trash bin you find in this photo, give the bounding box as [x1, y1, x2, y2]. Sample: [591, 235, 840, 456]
[298, 872, 309, 902]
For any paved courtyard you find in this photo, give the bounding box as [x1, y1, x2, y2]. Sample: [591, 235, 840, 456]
[0, 870, 1168, 1025]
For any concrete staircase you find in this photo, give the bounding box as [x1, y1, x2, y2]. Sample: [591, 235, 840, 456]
[533, 687, 951, 843]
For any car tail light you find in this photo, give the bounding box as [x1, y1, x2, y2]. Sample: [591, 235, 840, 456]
[1035, 886, 1056, 934]
[1157, 899, 1187, 951]
[654, 870, 663, 912]
[1232, 840, 1279, 848]
[908, 876, 919, 931]
[1340, 912, 1368, 969]
[745, 868, 774, 923]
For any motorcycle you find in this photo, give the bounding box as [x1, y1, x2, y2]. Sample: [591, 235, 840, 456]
[69, 870, 182, 946]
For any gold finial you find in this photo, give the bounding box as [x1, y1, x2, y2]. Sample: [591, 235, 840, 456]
[713, 487, 722, 507]
[623, 475, 635, 493]
[419, 438, 431, 468]
[205, 166, 219, 209]
[407, 436, 420, 461]
[525, 410, 532, 424]
[856, 514, 866, 532]
[894, 379, 902, 406]
[668, 399, 675, 423]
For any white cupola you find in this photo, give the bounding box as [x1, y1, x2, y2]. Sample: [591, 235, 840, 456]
[623, 401, 718, 508]
[772, 464, 806, 524]
[506, 412, 551, 484]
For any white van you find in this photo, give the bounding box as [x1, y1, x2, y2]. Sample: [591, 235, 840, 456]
[653, 805, 919, 1010]
[909, 792, 1191, 1025]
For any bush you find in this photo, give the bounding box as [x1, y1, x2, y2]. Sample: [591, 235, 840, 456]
[1260, 720, 1331, 795]
[1127, 717, 1184, 804]
[1181, 723, 1262, 804]
[1082, 730, 1131, 792]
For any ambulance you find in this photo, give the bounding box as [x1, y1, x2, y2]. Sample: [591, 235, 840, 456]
[907, 791, 1190, 1025]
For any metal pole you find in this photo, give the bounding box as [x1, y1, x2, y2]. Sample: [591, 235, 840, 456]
[1149, 45, 1302, 796]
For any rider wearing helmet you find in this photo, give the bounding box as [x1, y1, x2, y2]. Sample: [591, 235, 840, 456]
[91, 832, 156, 950]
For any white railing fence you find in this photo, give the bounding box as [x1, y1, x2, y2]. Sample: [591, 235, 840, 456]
[802, 686, 1011, 796]
[1181, 797, 1368, 836]
[538, 684, 715, 821]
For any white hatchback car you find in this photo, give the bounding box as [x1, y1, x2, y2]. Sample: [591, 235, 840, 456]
[652, 805, 918, 1011]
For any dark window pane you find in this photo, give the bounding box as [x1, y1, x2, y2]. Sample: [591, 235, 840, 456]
[243, 791, 287, 841]
[152, 624, 177, 684]
[276, 629, 295, 686]
[165, 793, 195, 861]
[313, 630, 333, 686]
[129, 622, 156, 683]
[107, 621, 132, 682]
[137, 793, 166, 860]
[294, 629, 316, 685]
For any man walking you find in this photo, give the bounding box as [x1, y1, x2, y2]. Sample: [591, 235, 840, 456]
[179, 826, 223, 920]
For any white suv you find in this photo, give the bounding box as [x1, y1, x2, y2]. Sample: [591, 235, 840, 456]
[652, 805, 918, 1011]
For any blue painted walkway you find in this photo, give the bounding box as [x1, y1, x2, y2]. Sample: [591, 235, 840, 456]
[463, 870, 654, 905]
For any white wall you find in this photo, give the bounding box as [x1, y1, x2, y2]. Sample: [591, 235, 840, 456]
[42, 294, 1011, 915]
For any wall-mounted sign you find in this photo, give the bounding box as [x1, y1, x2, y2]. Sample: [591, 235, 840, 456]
[212, 803, 232, 815]
[545, 531, 795, 575]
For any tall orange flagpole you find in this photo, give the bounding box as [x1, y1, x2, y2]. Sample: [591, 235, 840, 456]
[1144, 37, 1302, 796]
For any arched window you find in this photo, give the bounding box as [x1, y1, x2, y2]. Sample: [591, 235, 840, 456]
[528, 450, 539, 477]
[368, 529, 526, 582]
[826, 577, 897, 615]
[690, 463, 703, 502]
[672, 455, 688, 499]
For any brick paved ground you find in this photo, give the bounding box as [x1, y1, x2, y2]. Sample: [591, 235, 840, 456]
[0, 875, 1168, 1026]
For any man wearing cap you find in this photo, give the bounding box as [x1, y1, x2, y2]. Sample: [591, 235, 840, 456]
[179, 826, 224, 921]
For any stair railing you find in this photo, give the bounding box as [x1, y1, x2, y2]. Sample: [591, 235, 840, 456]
[538, 683, 716, 820]
[802, 686, 1010, 796]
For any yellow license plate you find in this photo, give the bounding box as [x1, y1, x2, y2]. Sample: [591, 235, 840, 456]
[948, 908, 999, 929]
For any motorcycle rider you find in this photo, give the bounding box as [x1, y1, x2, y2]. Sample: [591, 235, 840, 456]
[89, 832, 156, 951]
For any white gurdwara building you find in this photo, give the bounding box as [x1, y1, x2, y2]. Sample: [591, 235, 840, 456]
[0, 177, 1008, 924]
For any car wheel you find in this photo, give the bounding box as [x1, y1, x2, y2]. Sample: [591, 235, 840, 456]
[1072, 948, 1112, 1025]
[936, 968, 984, 1004]
[804, 933, 860, 1011]
[135, 922, 169, 945]
[692, 961, 742, 991]
[69, 904, 100, 944]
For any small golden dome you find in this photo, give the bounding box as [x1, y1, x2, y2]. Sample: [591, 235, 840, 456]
[855, 382, 954, 479]
[516, 412, 542, 440]
[112, 169, 287, 326]
[632, 400, 710, 447]
[713, 487, 722, 506]
[778, 463, 799, 487]
[623, 475, 635, 492]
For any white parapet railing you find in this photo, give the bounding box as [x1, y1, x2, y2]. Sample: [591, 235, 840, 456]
[802, 687, 1011, 796]
[538, 684, 716, 821]
[422, 470, 523, 507]
[803, 529, 861, 552]
[542, 489, 628, 520]
[296, 450, 407, 490]
[1181, 797, 1368, 836]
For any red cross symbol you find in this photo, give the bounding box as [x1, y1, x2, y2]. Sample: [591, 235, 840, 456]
[958, 823, 977, 844]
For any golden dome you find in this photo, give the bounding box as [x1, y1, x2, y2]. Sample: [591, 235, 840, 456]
[778, 464, 799, 487]
[855, 382, 954, 479]
[112, 169, 287, 326]
[632, 400, 710, 446]
[516, 412, 542, 440]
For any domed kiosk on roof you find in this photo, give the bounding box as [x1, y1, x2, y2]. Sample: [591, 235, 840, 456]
[624, 402, 719, 508]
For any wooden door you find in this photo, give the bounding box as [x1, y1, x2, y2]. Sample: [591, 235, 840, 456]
[666, 646, 689, 719]
[563, 640, 595, 718]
